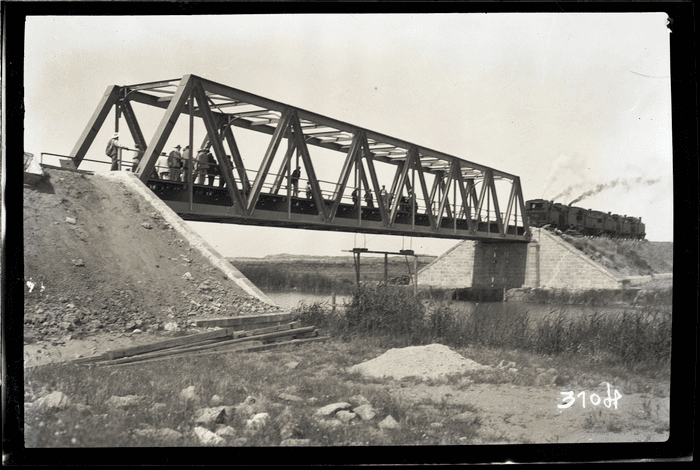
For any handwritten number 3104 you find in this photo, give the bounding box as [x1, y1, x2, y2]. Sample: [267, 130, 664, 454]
[558, 382, 622, 409]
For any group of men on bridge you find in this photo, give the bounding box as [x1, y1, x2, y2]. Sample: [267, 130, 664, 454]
[107, 134, 419, 209]
[107, 133, 234, 187]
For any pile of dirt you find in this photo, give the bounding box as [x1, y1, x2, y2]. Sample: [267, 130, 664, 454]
[23, 167, 283, 344]
[348, 344, 491, 381]
[558, 232, 673, 278]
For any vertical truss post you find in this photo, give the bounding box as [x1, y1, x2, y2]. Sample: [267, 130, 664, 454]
[137, 75, 194, 184]
[454, 168, 472, 231]
[71, 85, 123, 166]
[188, 93, 194, 211]
[388, 150, 413, 228]
[359, 133, 388, 226]
[329, 133, 361, 222]
[486, 170, 504, 235]
[290, 110, 328, 221]
[193, 80, 245, 209]
[286, 127, 293, 218]
[503, 180, 516, 237]
[435, 162, 456, 230]
[413, 152, 436, 230]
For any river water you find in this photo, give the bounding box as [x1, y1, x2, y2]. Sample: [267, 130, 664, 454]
[264, 291, 659, 323]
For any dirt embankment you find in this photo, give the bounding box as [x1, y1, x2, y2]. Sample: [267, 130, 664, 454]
[23, 167, 282, 345]
[558, 232, 673, 278]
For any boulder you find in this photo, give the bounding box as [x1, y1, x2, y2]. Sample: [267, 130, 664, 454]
[284, 361, 300, 370]
[209, 395, 222, 407]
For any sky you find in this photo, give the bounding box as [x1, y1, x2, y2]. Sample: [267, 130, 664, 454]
[24, 13, 674, 258]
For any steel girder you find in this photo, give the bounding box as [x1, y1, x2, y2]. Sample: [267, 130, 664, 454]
[70, 74, 530, 242]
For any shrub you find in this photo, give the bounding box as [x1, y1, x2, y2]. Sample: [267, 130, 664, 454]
[343, 284, 425, 340]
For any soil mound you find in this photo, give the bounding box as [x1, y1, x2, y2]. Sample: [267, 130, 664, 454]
[348, 344, 490, 381]
[23, 167, 282, 343]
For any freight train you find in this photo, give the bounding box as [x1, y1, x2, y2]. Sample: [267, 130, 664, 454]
[524, 199, 646, 240]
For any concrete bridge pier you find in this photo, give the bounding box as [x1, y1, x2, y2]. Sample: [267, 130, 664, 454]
[419, 228, 624, 291]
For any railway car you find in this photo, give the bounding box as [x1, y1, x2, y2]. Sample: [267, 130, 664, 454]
[525, 199, 564, 228]
[525, 199, 645, 240]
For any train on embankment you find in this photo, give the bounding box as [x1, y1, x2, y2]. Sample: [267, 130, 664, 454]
[524, 199, 646, 240]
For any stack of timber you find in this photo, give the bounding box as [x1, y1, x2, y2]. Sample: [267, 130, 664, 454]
[69, 313, 328, 367]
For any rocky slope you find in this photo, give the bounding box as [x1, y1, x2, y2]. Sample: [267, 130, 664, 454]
[23, 167, 283, 344]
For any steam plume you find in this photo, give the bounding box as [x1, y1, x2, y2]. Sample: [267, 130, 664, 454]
[568, 177, 661, 205]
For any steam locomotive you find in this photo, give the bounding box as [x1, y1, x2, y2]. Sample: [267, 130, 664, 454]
[524, 199, 646, 240]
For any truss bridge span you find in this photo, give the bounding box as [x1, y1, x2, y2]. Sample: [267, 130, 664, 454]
[71, 74, 530, 243]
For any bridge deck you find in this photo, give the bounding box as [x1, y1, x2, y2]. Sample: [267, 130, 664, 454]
[147, 179, 528, 242]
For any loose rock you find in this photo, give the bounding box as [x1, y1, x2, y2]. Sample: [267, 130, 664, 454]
[34, 391, 71, 411]
[378, 415, 400, 430]
[179, 386, 198, 403]
[316, 402, 352, 416]
[280, 438, 311, 447]
[194, 407, 227, 426]
[353, 404, 376, 421]
[193, 426, 224, 446]
[336, 410, 356, 423]
[278, 393, 303, 402]
[105, 395, 145, 410]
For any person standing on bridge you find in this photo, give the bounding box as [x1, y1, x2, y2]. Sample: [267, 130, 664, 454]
[365, 189, 374, 208]
[157, 151, 169, 179]
[181, 145, 191, 183]
[168, 145, 182, 181]
[106, 133, 131, 171]
[306, 181, 313, 199]
[380, 185, 389, 209]
[131, 143, 144, 174]
[206, 152, 218, 186]
[195, 148, 210, 185]
[289, 166, 301, 197]
[352, 187, 360, 208]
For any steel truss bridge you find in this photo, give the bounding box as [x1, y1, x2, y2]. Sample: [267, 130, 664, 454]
[71, 74, 530, 242]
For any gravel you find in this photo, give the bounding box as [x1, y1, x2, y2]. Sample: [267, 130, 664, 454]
[348, 343, 491, 381]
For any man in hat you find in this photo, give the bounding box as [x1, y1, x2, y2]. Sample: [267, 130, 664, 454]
[168, 145, 182, 181]
[195, 148, 210, 185]
[106, 133, 130, 171]
[157, 151, 169, 179]
[289, 166, 301, 197]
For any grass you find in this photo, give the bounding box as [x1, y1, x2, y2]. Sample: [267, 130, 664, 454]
[24, 283, 671, 447]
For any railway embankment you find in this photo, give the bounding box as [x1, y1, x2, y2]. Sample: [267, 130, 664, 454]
[23, 165, 283, 346]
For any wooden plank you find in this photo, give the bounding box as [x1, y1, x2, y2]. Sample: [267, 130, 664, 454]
[105, 326, 317, 365]
[192, 313, 292, 328]
[102, 341, 266, 368]
[105, 327, 235, 360]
